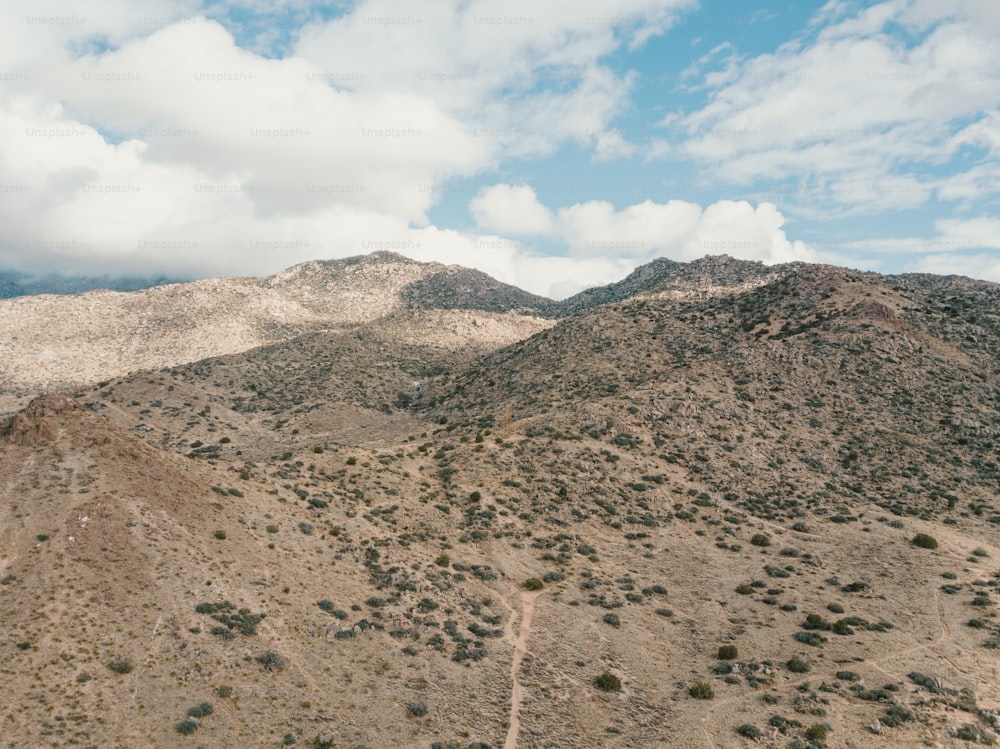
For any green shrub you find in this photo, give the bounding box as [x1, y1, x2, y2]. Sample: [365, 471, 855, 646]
[176, 719, 198, 735]
[107, 657, 133, 674]
[805, 723, 828, 741]
[750, 534, 771, 547]
[786, 657, 810, 673]
[256, 651, 285, 671]
[718, 645, 738, 660]
[689, 682, 714, 699]
[602, 613, 621, 627]
[213, 529, 226, 540]
[736, 583, 753, 595]
[595, 672, 622, 692]
[736, 724, 762, 740]
[187, 702, 213, 718]
[912, 533, 938, 549]
[407, 701, 428, 717]
[523, 578, 544, 591]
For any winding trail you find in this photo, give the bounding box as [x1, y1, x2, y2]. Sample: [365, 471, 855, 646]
[503, 590, 540, 749]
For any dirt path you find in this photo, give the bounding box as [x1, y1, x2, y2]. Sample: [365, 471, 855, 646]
[503, 589, 540, 749]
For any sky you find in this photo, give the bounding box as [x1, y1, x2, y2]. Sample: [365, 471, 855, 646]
[0, 0, 998, 299]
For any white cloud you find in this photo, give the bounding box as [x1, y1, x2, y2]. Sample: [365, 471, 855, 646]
[469, 184, 554, 235]
[293, 0, 694, 156]
[911, 253, 1000, 281]
[669, 0, 1000, 216]
[553, 197, 812, 264]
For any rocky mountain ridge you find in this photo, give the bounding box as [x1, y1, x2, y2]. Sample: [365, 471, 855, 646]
[2, 252, 1000, 748]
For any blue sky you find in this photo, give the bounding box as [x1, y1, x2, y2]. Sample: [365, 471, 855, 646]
[0, 0, 998, 297]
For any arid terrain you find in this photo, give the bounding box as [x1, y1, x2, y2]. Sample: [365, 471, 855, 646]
[2, 252, 1000, 749]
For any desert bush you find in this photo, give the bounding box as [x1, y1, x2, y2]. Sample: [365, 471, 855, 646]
[718, 645, 738, 660]
[187, 702, 213, 718]
[602, 613, 621, 627]
[805, 724, 828, 741]
[595, 672, 622, 692]
[736, 583, 753, 594]
[786, 657, 810, 673]
[176, 720, 198, 735]
[750, 534, 771, 547]
[523, 577, 544, 590]
[912, 533, 938, 549]
[407, 701, 428, 717]
[736, 724, 762, 740]
[213, 529, 226, 540]
[689, 682, 714, 699]
[256, 651, 285, 671]
[107, 657, 133, 674]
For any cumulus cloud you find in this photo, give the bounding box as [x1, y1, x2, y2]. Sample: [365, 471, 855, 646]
[0, 0, 707, 287]
[553, 196, 812, 263]
[669, 0, 1000, 216]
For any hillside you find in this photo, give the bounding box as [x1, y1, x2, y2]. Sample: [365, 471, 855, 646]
[2, 256, 1000, 748]
[0, 253, 551, 417]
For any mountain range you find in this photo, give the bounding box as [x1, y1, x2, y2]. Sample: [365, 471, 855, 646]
[2, 251, 999, 749]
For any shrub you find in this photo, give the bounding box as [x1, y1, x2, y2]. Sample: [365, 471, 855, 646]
[187, 702, 213, 718]
[107, 657, 133, 674]
[795, 632, 825, 646]
[912, 533, 938, 549]
[256, 651, 286, 671]
[213, 529, 226, 540]
[176, 720, 198, 735]
[805, 724, 828, 741]
[407, 701, 428, 717]
[786, 657, 810, 673]
[317, 599, 334, 612]
[595, 672, 622, 692]
[346, 456, 357, 465]
[602, 613, 621, 627]
[689, 682, 714, 699]
[523, 577, 544, 591]
[736, 583, 754, 595]
[736, 724, 762, 740]
[718, 645, 738, 660]
[750, 534, 771, 547]
[434, 554, 450, 567]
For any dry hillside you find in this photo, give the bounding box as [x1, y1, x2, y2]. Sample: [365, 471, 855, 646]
[2, 255, 1000, 749]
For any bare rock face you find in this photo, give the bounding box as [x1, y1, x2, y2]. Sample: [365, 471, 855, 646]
[2, 393, 81, 445]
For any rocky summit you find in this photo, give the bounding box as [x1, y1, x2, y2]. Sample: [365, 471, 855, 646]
[2, 252, 999, 749]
